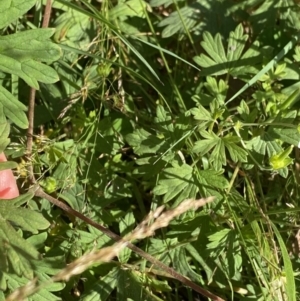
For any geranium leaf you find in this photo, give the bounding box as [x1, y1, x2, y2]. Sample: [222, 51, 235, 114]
[0, 86, 28, 129]
[271, 127, 300, 146]
[3, 273, 61, 300]
[0, 28, 61, 89]
[197, 169, 229, 190]
[246, 131, 282, 156]
[0, 199, 50, 234]
[193, 139, 217, 156]
[0, 221, 39, 278]
[173, 248, 201, 282]
[157, 6, 200, 38]
[109, 0, 149, 19]
[193, 131, 247, 170]
[223, 135, 248, 163]
[194, 23, 261, 77]
[153, 164, 198, 203]
[126, 128, 165, 155]
[0, 195, 49, 277]
[80, 268, 118, 300]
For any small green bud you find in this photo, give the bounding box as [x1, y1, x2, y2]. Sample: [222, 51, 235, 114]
[270, 145, 294, 169]
[40, 177, 57, 193]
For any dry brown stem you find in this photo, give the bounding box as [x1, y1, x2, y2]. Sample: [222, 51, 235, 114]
[6, 196, 222, 301]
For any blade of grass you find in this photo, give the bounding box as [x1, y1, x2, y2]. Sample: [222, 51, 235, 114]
[139, 2, 186, 111]
[58, 43, 169, 106]
[270, 221, 296, 301]
[134, 37, 201, 71]
[225, 33, 300, 106]
[55, 0, 162, 83]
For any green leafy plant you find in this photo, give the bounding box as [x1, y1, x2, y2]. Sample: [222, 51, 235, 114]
[2, 0, 300, 300]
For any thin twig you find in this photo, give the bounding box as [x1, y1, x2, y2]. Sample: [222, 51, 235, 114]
[42, 0, 52, 28]
[6, 196, 221, 301]
[26, 0, 53, 183]
[34, 188, 223, 301]
[26, 88, 36, 183]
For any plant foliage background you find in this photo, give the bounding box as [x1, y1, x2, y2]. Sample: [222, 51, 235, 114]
[2, 0, 300, 300]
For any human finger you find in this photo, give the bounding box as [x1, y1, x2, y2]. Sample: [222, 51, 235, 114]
[0, 153, 19, 199]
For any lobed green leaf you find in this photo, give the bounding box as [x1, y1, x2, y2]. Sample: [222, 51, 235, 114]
[0, 29, 61, 89]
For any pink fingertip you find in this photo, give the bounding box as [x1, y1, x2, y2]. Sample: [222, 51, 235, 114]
[0, 153, 19, 199]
